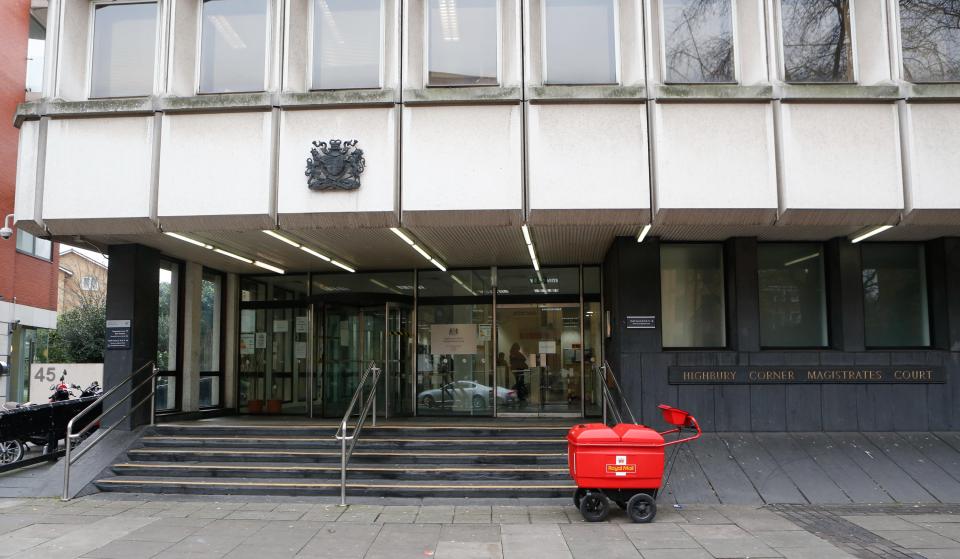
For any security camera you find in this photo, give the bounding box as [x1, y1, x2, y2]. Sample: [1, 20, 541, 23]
[1, 214, 12, 240]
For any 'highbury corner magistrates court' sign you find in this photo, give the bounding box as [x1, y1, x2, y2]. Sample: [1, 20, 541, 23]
[668, 366, 945, 385]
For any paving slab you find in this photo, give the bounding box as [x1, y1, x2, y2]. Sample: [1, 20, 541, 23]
[296, 522, 380, 558]
[81, 539, 173, 559]
[689, 434, 764, 504]
[720, 433, 807, 504]
[619, 523, 702, 550]
[501, 523, 572, 559]
[560, 523, 641, 559]
[840, 514, 921, 531]
[865, 432, 960, 503]
[872, 529, 960, 549]
[679, 523, 783, 558]
[828, 433, 936, 503]
[364, 523, 441, 559]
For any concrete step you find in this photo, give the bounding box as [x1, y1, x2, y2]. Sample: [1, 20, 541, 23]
[127, 447, 568, 465]
[94, 476, 577, 498]
[111, 462, 570, 480]
[139, 435, 566, 451]
[154, 423, 575, 439]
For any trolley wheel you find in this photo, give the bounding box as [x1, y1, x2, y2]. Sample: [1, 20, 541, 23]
[579, 491, 610, 522]
[573, 488, 586, 509]
[0, 440, 23, 465]
[626, 493, 656, 524]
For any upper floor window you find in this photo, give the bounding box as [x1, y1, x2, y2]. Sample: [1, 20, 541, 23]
[758, 244, 828, 347]
[80, 276, 100, 291]
[26, 10, 45, 96]
[862, 244, 930, 347]
[15, 230, 52, 260]
[90, 2, 158, 98]
[899, 0, 960, 83]
[199, 0, 269, 94]
[543, 0, 618, 85]
[427, 0, 498, 86]
[780, 0, 854, 83]
[661, 244, 726, 348]
[661, 0, 735, 83]
[312, 0, 382, 90]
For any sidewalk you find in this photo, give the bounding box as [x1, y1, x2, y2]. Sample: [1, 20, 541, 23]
[0, 496, 957, 558]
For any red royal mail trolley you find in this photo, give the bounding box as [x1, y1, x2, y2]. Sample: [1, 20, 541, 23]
[567, 404, 701, 523]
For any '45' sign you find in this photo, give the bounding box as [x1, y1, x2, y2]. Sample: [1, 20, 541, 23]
[34, 366, 65, 382]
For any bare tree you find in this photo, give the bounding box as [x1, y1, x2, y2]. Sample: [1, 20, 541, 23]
[781, 0, 852, 82]
[899, 0, 960, 82]
[662, 0, 735, 83]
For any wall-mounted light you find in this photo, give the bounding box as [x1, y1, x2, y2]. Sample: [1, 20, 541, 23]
[636, 224, 652, 243]
[389, 227, 446, 272]
[850, 225, 894, 244]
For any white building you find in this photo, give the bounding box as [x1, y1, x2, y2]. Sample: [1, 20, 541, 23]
[12, 0, 960, 431]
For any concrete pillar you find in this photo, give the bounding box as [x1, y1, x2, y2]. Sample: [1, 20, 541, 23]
[825, 239, 865, 352]
[180, 262, 203, 412]
[223, 273, 239, 409]
[104, 244, 159, 429]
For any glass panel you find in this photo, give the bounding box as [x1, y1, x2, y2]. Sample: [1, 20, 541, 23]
[862, 244, 930, 347]
[199, 0, 269, 93]
[661, 244, 726, 347]
[496, 267, 580, 296]
[200, 273, 222, 372]
[15, 230, 32, 254]
[157, 262, 179, 372]
[33, 237, 51, 260]
[312, 271, 414, 295]
[386, 304, 413, 416]
[427, 0, 498, 86]
[239, 306, 310, 413]
[156, 376, 176, 411]
[418, 269, 493, 297]
[780, 0, 853, 83]
[758, 244, 828, 347]
[497, 303, 582, 414]
[240, 275, 308, 301]
[90, 2, 157, 98]
[417, 303, 494, 415]
[662, 0, 735, 83]
[322, 306, 360, 417]
[26, 14, 44, 94]
[583, 266, 602, 416]
[900, 0, 960, 83]
[544, 0, 617, 84]
[199, 375, 220, 408]
[312, 0, 381, 89]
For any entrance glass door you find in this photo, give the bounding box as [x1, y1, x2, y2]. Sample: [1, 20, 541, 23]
[238, 305, 311, 414]
[496, 303, 582, 415]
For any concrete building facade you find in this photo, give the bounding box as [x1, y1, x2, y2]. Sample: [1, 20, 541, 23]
[11, 0, 960, 429]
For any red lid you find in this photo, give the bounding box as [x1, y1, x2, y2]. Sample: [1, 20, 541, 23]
[567, 423, 620, 444]
[614, 423, 665, 446]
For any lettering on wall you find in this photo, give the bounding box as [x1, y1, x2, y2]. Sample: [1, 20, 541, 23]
[668, 366, 945, 384]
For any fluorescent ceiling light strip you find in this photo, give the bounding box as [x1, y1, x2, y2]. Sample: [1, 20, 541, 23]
[430, 258, 447, 272]
[390, 227, 415, 246]
[165, 232, 209, 249]
[254, 261, 285, 274]
[412, 244, 432, 260]
[262, 230, 300, 248]
[300, 246, 332, 262]
[521, 224, 532, 245]
[851, 225, 894, 244]
[784, 252, 821, 267]
[636, 224, 652, 243]
[331, 260, 356, 273]
[214, 248, 253, 264]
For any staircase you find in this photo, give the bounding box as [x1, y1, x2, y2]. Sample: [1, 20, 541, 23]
[93, 420, 577, 498]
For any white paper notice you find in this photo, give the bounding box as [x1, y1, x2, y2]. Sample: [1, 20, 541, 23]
[538, 340, 557, 354]
[255, 332, 267, 349]
[294, 342, 307, 359]
[430, 324, 478, 355]
[273, 320, 289, 333]
[295, 316, 309, 333]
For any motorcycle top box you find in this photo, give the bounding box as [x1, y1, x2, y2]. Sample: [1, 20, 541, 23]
[567, 423, 665, 490]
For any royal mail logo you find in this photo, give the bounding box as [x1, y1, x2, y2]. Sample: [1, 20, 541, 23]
[606, 455, 636, 476]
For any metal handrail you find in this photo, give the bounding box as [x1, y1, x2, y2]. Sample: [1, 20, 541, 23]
[334, 361, 381, 506]
[62, 361, 159, 501]
[596, 360, 637, 426]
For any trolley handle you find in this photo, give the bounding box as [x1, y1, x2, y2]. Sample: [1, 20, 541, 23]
[657, 415, 702, 448]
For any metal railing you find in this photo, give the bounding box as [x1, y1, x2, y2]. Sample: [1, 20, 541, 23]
[334, 361, 381, 506]
[62, 361, 159, 501]
[596, 360, 637, 426]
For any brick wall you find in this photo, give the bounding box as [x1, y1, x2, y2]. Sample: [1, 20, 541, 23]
[0, 0, 58, 313]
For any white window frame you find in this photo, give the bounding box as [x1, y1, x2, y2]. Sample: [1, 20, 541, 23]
[85, 0, 162, 99]
[423, 0, 502, 88]
[892, 0, 960, 84]
[773, 0, 859, 85]
[541, 0, 621, 86]
[307, 0, 386, 91]
[80, 276, 100, 291]
[658, 0, 739, 85]
[195, 0, 273, 95]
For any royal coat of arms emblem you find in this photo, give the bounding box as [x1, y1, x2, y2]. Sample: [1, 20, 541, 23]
[305, 139, 365, 191]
